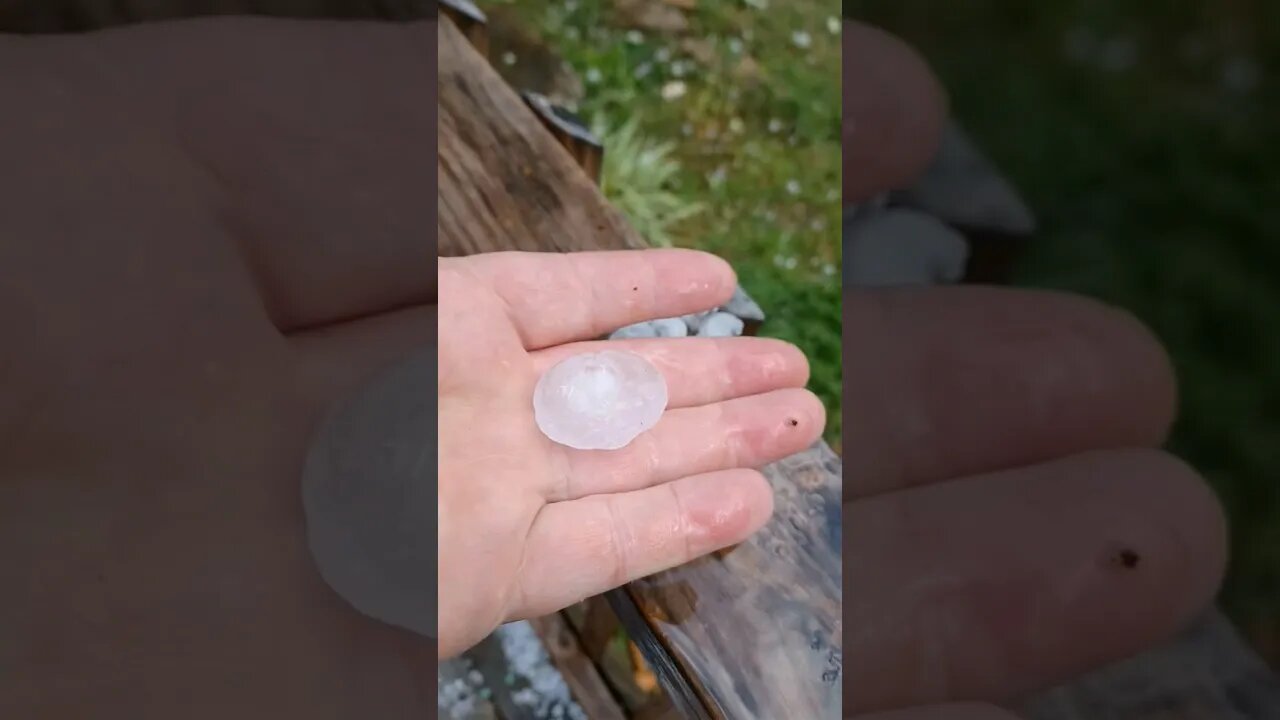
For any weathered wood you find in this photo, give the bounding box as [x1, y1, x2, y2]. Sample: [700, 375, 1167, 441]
[528, 613, 629, 720]
[438, 0, 487, 55]
[561, 597, 676, 715]
[522, 91, 604, 185]
[437, 16, 646, 257]
[1022, 608, 1280, 720]
[614, 442, 844, 719]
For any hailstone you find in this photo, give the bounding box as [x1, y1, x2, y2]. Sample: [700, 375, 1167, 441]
[533, 350, 668, 450]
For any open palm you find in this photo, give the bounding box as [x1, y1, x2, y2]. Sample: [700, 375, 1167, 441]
[437, 250, 825, 658]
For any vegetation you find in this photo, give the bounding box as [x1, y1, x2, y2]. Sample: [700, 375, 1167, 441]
[482, 0, 844, 448]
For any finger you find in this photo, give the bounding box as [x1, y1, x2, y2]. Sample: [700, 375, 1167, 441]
[290, 304, 434, 411]
[514, 469, 774, 618]
[530, 336, 810, 410]
[844, 286, 1177, 499]
[451, 249, 736, 350]
[845, 448, 1227, 714]
[144, 19, 434, 331]
[853, 703, 1022, 720]
[844, 21, 948, 204]
[548, 388, 824, 501]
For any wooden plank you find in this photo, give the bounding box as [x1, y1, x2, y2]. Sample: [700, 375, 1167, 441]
[615, 442, 844, 719]
[438, 0, 488, 55]
[528, 613, 629, 720]
[437, 16, 646, 257]
[521, 91, 604, 185]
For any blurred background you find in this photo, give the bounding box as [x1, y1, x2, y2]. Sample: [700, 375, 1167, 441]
[477, 0, 843, 449]
[855, 0, 1280, 667]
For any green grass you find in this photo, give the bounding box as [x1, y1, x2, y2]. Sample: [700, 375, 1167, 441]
[858, 0, 1280, 661]
[481, 0, 843, 448]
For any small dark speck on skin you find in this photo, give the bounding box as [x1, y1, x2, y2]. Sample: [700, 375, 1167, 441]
[632, 286, 638, 291]
[1114, 549, 1140, 569]
[787, 417, 799, 427]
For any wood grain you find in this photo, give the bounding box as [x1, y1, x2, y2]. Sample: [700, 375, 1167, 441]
[528, 613, 629, 720]
[437, 16, 645, 257]
[615, 442, 844, 719]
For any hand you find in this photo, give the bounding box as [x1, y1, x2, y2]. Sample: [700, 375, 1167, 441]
[841, 20, 1227, 719]
[0, 18, 434, 718]
[437, 250, 825, 658]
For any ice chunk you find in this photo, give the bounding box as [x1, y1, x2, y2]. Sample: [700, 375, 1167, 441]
[533, 350, 668, 450]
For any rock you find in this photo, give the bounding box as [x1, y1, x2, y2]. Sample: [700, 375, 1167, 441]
[697, 311, 745, 337]
[649, 317, 689, 337]
[681, 310, 712, 333]
[721, 285, 766, 322]
[679, 37, 717, 66]
[610, 321, 659, 339]
[844, 208, 970, 287]
[614, 0, 689, 33]
[732, 55, 763, 85]
[891, 121, 1036, 237]
[533, 351, 669, 450]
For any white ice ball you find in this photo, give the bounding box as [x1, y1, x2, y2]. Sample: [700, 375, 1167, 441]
[533, 350, 668, 450]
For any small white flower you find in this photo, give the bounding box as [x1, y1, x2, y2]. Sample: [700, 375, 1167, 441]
[785, 179, 801, 196]
[707, 166, 727, 187]
[655, 47, 672, 63]
[784, 256, 798, 270]
[626, 30, 644, 44]
[585, 67, 602, 84]
[661, 80, 687, 101]
[671, 60, 687, 78]
[826, 16, 841, 35]
[728, 117, 745, 134]
[634, 62, 653, 79]
[728, 38, 744, 55]
[791, 31, 812, 49]
[501, 51, 517, 66]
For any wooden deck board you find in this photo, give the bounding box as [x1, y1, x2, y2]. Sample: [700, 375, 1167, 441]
[437, 16, 644, 257]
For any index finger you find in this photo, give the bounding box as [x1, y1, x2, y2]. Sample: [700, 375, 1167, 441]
[454, 249, 736, 350]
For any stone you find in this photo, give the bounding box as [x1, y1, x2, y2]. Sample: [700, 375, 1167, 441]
[609, 321, 659, 339]
[649, 317, 689, 337]
[696, 311, 745, 337]
[844, 208, 970, 287]
[891, 121, 1037, 236]
[614, 0, 689, 33]
[681, 310, 713, 333]
[533, 350, 668, 450]
[721, 285, 766, 322]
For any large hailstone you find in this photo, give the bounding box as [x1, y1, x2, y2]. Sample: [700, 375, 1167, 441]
[534, 350, 668, 450]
